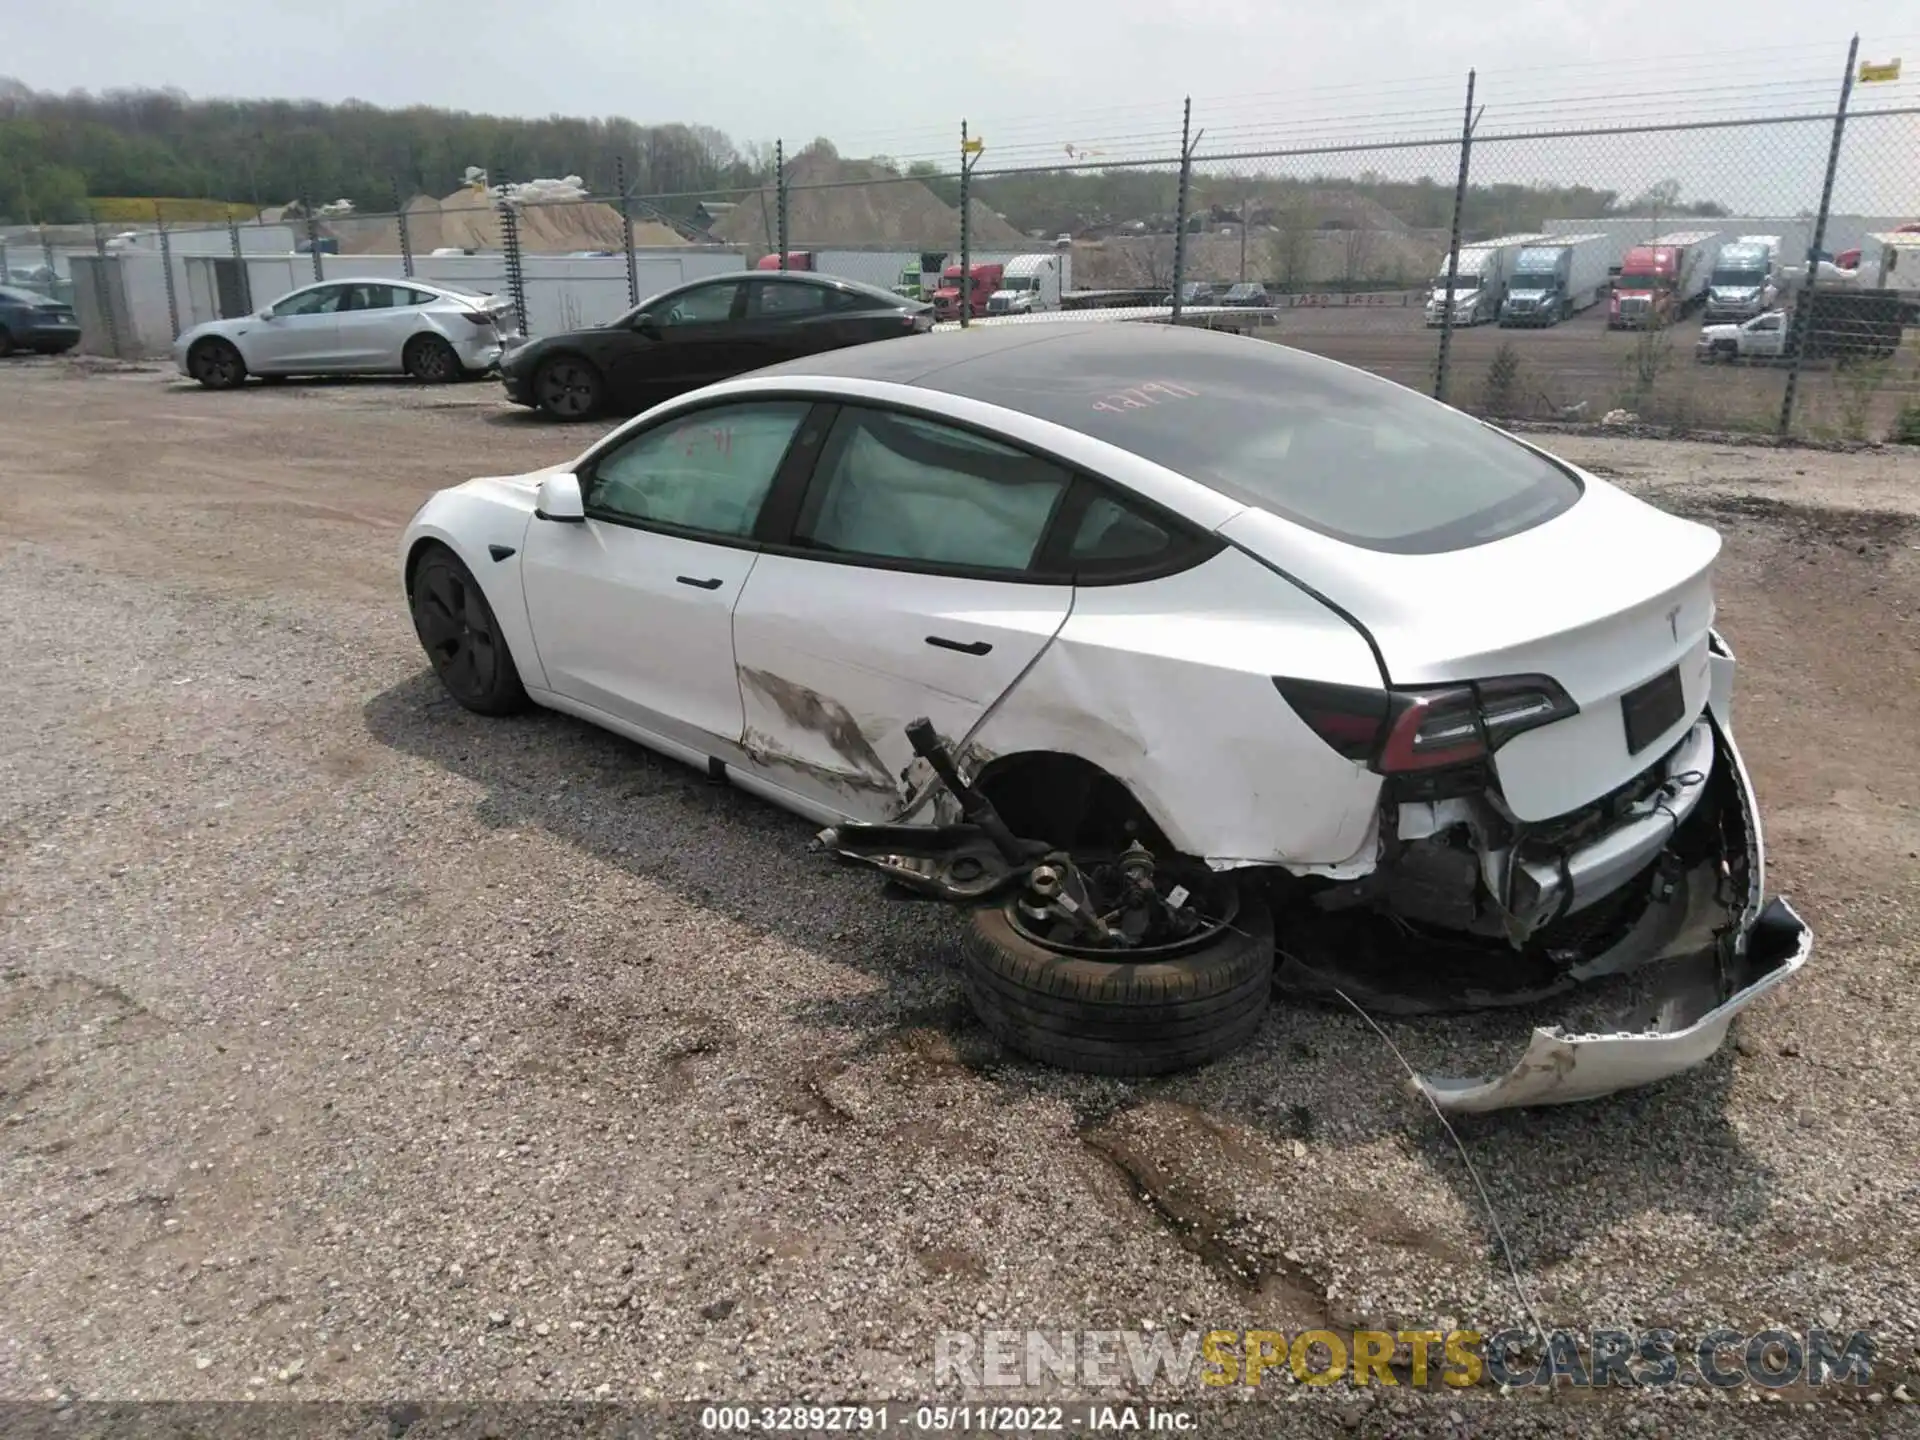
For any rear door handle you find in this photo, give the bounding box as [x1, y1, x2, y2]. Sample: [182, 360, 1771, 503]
[926, 636, 992, 656]
[676, 575, 724, 590]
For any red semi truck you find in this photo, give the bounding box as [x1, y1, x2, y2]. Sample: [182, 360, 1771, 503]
[1607, 230, 1720, 330]
[931, 262, 1004, 321]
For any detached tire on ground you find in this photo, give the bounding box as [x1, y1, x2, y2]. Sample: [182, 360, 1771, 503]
[962, 890, 1274, 1077]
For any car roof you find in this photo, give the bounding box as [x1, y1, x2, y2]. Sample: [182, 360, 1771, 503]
[748, 322, 1408, 440]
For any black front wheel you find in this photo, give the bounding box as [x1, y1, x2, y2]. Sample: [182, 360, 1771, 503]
[409, 545, 529, 716]
[188, 338, 247, 390]
[962, 888, 1274, 1077]
[533, 356, 604, 421]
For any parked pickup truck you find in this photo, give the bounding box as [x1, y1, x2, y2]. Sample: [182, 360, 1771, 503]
[1696, 290, 1906, 365]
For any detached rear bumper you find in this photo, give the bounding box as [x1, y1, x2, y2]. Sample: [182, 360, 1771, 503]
[1409, 678, 1811, 1113]
[1413, 897, 1809, 1113]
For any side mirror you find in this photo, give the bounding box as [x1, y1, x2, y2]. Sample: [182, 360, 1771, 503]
[256, 307, 276, 321]
[634, 316, 662, 339]
[534, 471, 586, 523]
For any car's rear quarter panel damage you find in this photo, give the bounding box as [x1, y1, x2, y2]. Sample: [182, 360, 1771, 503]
[952, 547, 1388, 870]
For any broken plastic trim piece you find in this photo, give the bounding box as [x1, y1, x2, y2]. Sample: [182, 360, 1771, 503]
[1411, 898, 1810, 1113]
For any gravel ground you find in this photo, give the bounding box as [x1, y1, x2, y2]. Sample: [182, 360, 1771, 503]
[1, 357, 1917, 1436]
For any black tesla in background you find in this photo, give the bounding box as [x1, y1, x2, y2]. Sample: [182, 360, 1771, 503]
[501, 272, 935, 420]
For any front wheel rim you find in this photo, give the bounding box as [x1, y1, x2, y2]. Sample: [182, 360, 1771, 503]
[194, 346, 236, 384]
[414, 565, 498, 699]
[538, 363, 595, 416]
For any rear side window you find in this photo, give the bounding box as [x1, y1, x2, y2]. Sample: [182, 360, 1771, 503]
[926, 328, 1583, 554]
[793, 408, 1071, 573]
[752, 281, 830, 317]
[1065, 493, 1176, 567]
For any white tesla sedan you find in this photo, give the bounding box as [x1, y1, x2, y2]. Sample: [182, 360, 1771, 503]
[174, 277, 517, 388]
[400, 322, 1810, 1112]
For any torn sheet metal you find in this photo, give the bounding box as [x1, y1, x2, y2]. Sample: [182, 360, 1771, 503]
[1412, 897, 1810, 1113]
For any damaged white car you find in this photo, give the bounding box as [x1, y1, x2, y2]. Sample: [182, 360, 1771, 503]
[400, 322, 1810, 1112]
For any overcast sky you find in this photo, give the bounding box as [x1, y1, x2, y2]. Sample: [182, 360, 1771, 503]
[10, 0, 1918, 212]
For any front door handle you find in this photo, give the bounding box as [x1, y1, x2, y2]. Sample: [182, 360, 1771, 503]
[926, 636, 992, 656]
[676, 575, 724, 590]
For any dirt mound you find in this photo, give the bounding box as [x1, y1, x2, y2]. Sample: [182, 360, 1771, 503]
[1072, 228, 1444, 290]
[713, 151, 1026, 251]
[325, 189, 687, 256]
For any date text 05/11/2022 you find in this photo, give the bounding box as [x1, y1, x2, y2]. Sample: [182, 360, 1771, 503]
[699, 1402, 1196, 1432]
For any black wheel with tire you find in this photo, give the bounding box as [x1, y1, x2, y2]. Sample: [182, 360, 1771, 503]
[405, 333, 461, 383]
[409, 545, 529, 716]
[187, 337, 247, 389]
[534, 355, 604, 420]
[962, 887, 1274, 1076]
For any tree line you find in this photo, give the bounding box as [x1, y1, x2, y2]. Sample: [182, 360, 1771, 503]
[0, 78, 770, 223]
[1, 78, 1729, 241]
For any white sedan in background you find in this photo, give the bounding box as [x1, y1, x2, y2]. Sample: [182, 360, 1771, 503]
[174, 277, 517, 388]
[398, 322, 1810, 1113]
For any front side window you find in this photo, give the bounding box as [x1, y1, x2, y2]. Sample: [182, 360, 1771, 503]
[649, 281, 742, 327]
[274, 285, 349, 317]
[794, 408, 1071, 572]
[586, 401, 809, 539]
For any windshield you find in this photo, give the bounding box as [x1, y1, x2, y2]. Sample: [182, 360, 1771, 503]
[1616, 272, 1668, 290]
[1431, 276, 1479, 293]
[1510, 272, 1557, 288]
[1002, 277, 1036, 291]
[1710, 267, 1766, 287]
[1226, 284, 1262, 297]
[927, 327, 1582, 555]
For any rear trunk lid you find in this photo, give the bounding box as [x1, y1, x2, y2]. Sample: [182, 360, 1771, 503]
[1221, 476, 1721, 823]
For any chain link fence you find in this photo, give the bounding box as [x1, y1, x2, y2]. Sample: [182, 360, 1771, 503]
[22, 47, 1916, 442]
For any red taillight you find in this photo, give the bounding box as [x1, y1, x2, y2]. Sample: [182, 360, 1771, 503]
[460, 311, 497, 328]
[1274, 675, 1577, 774]
[1378, 686, 1485, 771]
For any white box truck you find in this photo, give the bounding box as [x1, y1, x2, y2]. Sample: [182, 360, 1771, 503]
[1498, 234, 1611, 326]
[986, 253, 1072, 315]
[1703, 235, 1782, 323]
[1425, 233, 1547, 327]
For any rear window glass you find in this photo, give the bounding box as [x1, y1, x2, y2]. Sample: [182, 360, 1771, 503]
[925, 327, 1582, 554]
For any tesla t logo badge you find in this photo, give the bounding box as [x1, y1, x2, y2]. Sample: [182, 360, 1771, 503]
[1666, 605, 1682, 641]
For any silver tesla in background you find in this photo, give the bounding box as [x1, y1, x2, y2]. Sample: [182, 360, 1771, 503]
[173, 278, 518, 389]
